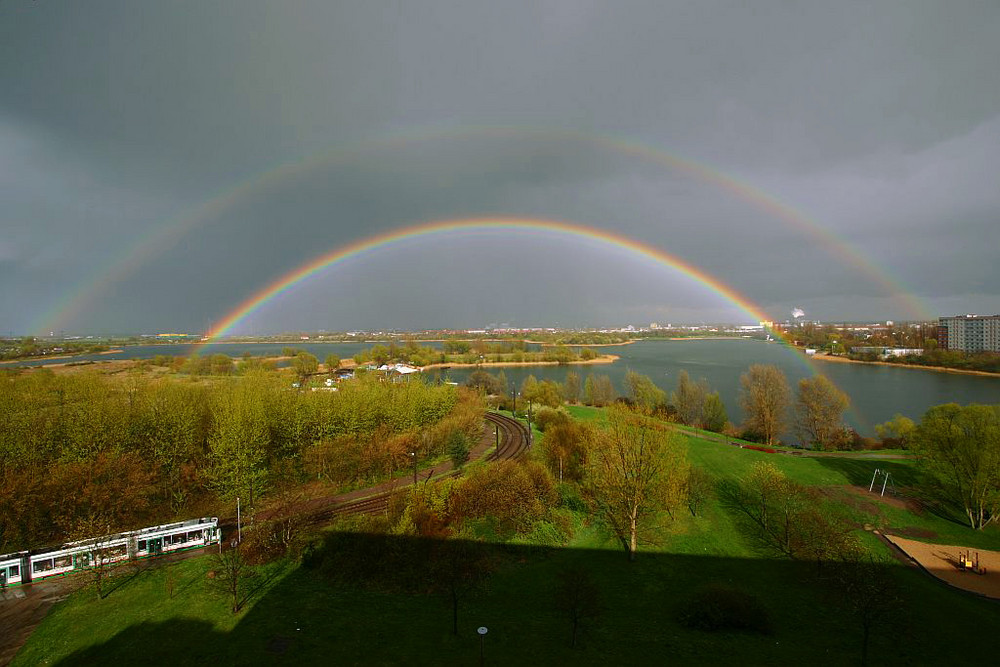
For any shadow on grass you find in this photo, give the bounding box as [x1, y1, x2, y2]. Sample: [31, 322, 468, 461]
[48, 532, 1000, 667]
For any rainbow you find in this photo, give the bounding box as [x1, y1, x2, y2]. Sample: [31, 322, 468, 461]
[201, 216, 772, 342]
[194, 216, 871, 432]
[35, 125, 931, 335]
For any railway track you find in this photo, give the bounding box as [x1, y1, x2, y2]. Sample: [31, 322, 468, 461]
[297, 412, 530, 525]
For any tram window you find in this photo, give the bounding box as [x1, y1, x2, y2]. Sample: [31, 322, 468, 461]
[138, 540, 147, 551]
[33, 559, 53, 573]
[54, 556, 72, 569]
[9, 565, 18, 577]
[188, 531, 202, 541]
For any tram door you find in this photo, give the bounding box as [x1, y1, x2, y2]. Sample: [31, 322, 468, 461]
[149, 538, 163, 556]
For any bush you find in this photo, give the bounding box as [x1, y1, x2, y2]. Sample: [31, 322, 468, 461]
[677, 584, 772, 634]
[534, 407, 571, 432]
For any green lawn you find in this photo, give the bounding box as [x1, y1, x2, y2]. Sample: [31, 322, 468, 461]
[14, 412, 1000, 665]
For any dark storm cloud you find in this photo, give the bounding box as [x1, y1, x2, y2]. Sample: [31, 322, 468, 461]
[1, 0, 998, 333]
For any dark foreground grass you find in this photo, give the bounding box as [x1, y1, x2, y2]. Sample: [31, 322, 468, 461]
[15, 533, 1000, 666]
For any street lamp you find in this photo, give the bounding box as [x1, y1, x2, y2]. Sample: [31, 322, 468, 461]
[409, 451, 417, 486]
[477, 626, 488, 665]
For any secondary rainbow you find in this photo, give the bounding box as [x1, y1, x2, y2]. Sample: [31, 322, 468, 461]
[36, 125, 930, 335]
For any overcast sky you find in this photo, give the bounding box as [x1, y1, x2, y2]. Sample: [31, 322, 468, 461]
[2, 1, 999, 334]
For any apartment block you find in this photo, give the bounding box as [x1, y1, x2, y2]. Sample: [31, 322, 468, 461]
[938, 315, 1000, 353]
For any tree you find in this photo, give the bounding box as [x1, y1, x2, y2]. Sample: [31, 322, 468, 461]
[541, 421, 591, 483]
[739, 365, 790, 446]
[703, 392, 728, 433]
[428, 539, 492, 635]
[684, 467, 714, 516]
[290, 352, 318, 386]
[447, 431, 471, 470]
[212, 546, 251, 614]
[583, 374, 616, 407]
[624, 371, 666, 413]
[585, 407, 688, 560]
[564, 371, 580, 404]
[208, 375, 270, 509]
[834, 551, 903, 666]
[874, 414, 916, 449]
[553, 566, 603, 648]
[324, 354, 341, 371]
[913, 403, 1000, 529]
[795, 375, 849, 450]
[671, 370, 707, 427]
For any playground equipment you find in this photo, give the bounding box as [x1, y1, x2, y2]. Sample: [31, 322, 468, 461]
[957, 549, 988, 576]
[868, 468, 896, 497]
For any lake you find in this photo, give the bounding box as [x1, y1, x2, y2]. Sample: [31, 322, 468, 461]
[6, 339, 998, 436]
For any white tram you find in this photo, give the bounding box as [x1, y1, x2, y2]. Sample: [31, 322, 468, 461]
[0, 517, 220, 587]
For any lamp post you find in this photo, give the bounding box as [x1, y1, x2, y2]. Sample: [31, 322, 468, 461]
[410, 451, 417, 486]
[477, 626, 488, 665]
[236, 496, 242, 544]
[527, 399, 533, 447]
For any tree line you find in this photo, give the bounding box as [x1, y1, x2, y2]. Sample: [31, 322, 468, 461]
[0, 369, 478, 552]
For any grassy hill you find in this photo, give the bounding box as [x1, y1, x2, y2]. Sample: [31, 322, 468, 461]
[14, 408, 1000, 665]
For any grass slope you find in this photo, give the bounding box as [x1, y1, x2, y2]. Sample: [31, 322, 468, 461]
[14, 413, 1000, 665]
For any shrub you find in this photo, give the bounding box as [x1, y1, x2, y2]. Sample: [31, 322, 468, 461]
[534, 407, 571, 432]
[677, 584, 772, 634]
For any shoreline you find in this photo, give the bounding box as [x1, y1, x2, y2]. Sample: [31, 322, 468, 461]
[0, 348, 124, 365]
[420, 354, 618, 370]
[806, 352, 1000, 378]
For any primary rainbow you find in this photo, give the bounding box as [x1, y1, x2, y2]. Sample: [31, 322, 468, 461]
[36, 125, 930, 335]
[201, 216, 771, 343]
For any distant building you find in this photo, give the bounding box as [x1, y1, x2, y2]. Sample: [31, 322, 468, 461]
[938, 315, 1000, 353]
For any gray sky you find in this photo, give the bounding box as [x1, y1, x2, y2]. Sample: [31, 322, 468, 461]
[2, 1, 999, 334]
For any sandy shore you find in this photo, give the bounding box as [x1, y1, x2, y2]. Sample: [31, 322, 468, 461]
[420, 354, 618, 370]
[664, 336, 748, 341]
[807, 352, 1000, 378]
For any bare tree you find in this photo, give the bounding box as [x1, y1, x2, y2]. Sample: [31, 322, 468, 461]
[796, 375, 849, 449]
[834, 551, 903, 666]
[671, 370, 707, 427]
[585, 407, 688, 560]
[212, 546, 251, 613]
[739, 365, 790, 446]
[553, 566, 603, 648]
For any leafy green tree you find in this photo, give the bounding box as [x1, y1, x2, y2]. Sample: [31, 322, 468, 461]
[625, 371, 666, 413]
[324, 354, 341, 370]
[703, 392, 728, 433]
[913, 403, 1000, 529]
[795, 375, 849, 450]
[585, 407, 688, 560]
[874, 414, 916, 448]
[447, 431, 471, 470]
[739, 365, 790, 446]
[208, 374, 270, 508]
[291, 352, 318, 383]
